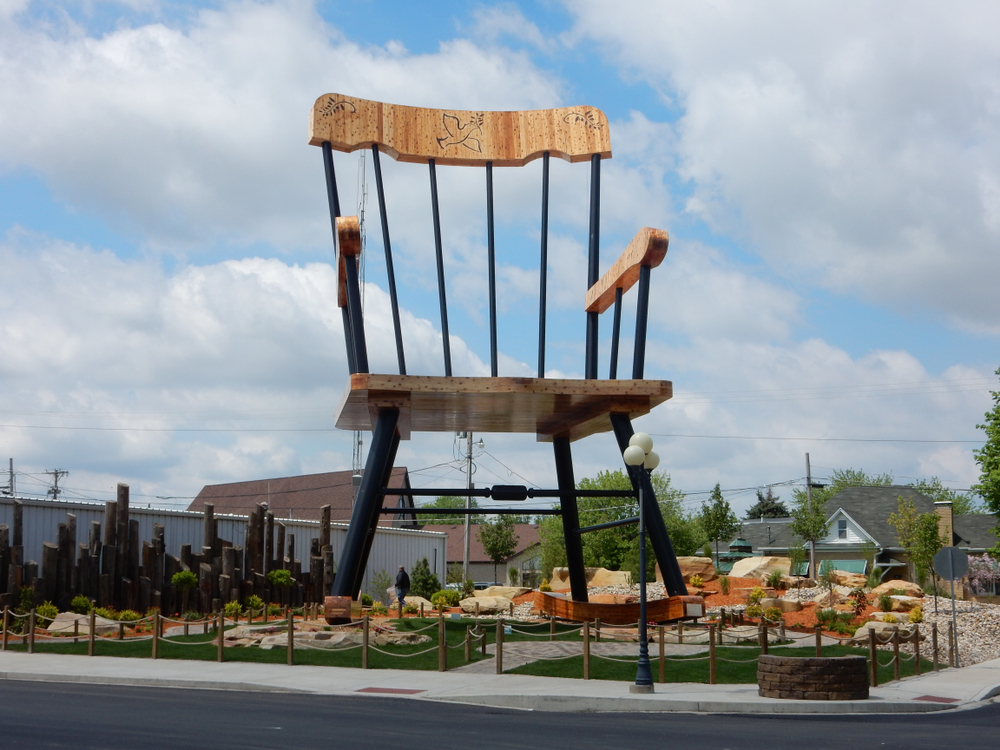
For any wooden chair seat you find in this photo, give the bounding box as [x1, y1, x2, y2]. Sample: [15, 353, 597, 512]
[336, 373, 672, 442]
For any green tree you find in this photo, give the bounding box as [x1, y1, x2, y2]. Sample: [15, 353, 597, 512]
[698, 484, 740, 565]
[973, 368, 1000, 548]
[415, 495, 483, 525]
[478, 515, 519, 584]
[911, 512, 946, 585]
[744, 488, 790, 519]
[912, 477, 981, 515]
[409, 557, 441, 599]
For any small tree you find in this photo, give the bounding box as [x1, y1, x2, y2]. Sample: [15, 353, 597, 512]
[910, 512, 946, 585]
[744, 488, 790, 519]
[887, 496, 921, 581]
[698, 484, 740, 566]
[788, 543, 807, 580]
[478, 515, 519, 584]
[171, 570, 198, 614]
[267, 569, 293, 605]
[369, 568, 393, 605]
[409, 557, 441, 600]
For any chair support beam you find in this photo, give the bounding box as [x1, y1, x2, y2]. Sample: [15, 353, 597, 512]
[554, 437, 589, 602]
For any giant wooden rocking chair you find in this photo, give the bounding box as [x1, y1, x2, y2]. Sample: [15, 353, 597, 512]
[310, 93, 694, 619]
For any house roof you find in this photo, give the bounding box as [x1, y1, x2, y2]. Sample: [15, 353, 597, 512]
[189, 468, 414, 526]
[420, 523, 541, 564]
[953, 514, 999, 550]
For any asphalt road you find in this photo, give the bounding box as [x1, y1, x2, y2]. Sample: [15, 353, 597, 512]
[0, 681, 997, 750]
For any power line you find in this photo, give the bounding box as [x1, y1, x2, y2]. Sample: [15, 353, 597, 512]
[649, 433, 981, 444]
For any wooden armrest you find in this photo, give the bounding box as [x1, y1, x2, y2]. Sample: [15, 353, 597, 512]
[584, 227, 669, 314]
[336, 216, 361, 308]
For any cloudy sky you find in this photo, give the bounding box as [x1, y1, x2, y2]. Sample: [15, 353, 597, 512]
[0, 0, 997, 517]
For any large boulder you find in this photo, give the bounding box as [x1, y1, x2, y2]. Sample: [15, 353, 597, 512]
[729, 556, 791, 579]
[459, 595, 513, 614]
[550, 567, 631, 589]
[830, 570, 868, 588]
[387, 594, 434, 611]
[676, 557, 717, 583]
[812, 589, 848, 607]
[475, 586, 531, 599]
[47, 612, 117, 635]
[850, 621, 922, 645]
[872, 579, 924, 598]
[890, 595, 923, 613]
[759, 597, 803, 613]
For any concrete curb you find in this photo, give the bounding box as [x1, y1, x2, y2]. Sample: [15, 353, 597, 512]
[0, 671, 305, 693]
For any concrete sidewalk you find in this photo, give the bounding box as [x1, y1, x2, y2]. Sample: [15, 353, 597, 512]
[1, 650, 999, 714]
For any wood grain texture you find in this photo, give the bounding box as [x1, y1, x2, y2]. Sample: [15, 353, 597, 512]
[539, 592, 703, 624]
[335, 374, 672, 442]
[309, 93, 612, 166]
[584, 227, 669, 313]
[335, 216, 360, 307]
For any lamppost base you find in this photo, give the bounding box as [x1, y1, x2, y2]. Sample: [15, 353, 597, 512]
[629, 684, 655, 694]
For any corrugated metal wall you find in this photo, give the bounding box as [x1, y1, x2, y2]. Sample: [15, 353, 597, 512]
[0, 496, 446, 600]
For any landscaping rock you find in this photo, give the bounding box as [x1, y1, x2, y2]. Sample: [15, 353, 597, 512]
[890, 595, 923, 613]
[729, 556, 791, 579]
[830, 571, 868, 588]
[459, 595, 512, 614]
[47, 612, 117, 635]
[675, 556, 717, 583]
[550, 567, 631, 589]
[850, 621, 921, 645]
[475, 586, 530, 599]
[872, 580, 924, 598]
[811, 589, 848, 606]
[387, 594, 434, 611]
[760, 597, 802, 613]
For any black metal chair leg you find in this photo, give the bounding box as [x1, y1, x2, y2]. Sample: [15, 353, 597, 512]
[553, 437, 589, 602]
[351, 429, 401, 599]
[332, 408, 400, 598]
[609, 413, 687, 597]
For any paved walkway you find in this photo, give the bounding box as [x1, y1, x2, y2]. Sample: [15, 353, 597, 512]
[1, 648, 998, 714]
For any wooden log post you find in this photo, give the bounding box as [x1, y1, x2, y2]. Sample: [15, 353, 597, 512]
[73, 618, 79, 645]
[481, 625, 487, 656]
[913, 625, 921, 676]
[287, 610, 294, 666]
[892, 627, 901, 682]
[464, 626, 471, 662]
[28, 608, 35, 654]
[152, 612, 160, 659]
[419, 602, 424, 618]
[815, 625, 822, 657]
[932, 622, 939, 671]
[708, 624, 716, 684]
[438, 612, 447, 672]
[549, 615, 555, 641]
[362, 613, 369, 669]
[759, 621, 769, 655]
[582, 621, 590, 680]
[658, 626, 665, 684]
[677, 622, 683, 645]
[217, 612, 224, 662]
[595, 617, 601, 643]
[474, 600, 480, 618]
[948, 621, 955, 668]
[869, 627, 878, 687]
[397, 599, 402, 620]
[1, 606, 7, 651]
[495, 620, 503, 674]
[89, 610, 96, 656]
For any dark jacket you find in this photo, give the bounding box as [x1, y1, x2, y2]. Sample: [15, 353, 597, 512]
[395, 570, 410, 592]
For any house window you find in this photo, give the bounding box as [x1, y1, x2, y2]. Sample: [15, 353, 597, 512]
[838, 520, 848, 540]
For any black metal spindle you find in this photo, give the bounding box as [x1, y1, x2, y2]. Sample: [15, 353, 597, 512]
[537, 152, 550, 379]
[343, 254, 369, 373]
[609, 287, 623, 379]
[487, 161, 498, 377]
[428, 160, 453, 376]
[372, 145, 406, 375]
[632, 264, 651, 379]
[585, 154, 601, 379]
[342, 307, 358, 373]
[323, 142, 359, 374]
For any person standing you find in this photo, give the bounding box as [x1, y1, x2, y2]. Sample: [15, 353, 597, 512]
[395, 565, 410, 607]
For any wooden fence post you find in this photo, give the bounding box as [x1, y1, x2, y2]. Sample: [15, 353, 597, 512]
[152, 612, 159, 659]
[216, 612, 223, 662]
[480, 625, 487, 656]
[814, 625, 822, 657]
[932, 622, 939, 671]
[868, 628, 878, 687]
[677, 622, 683, 644]
[287, 609, 294, 666]
[362, 613, 369, 669]
[88, 610, 96, 657]
[549, 615, 555, 641]
[708, 624, 716, 685]
[948, 621, 955, 668]
[759, 621, 768, 655]
[913, 625, 921, 676]
[28, 609, 35, 654]
[464, 627, 471, 662]
[2, 606, 8, 651]
[658, 626, 665, 684]
[398, 600, 403, 620]
[118, 622, 125, 641]
[495, 620, 503, 675]
[438, 612, 446, 672]
[582, 621, 590, 680]
[595, 617, 601, 643]
[892, 627, 901, 682]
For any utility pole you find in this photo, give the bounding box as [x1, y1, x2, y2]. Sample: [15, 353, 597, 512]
[463, 431, 473, 581]
[6, 458, 12, 496]
[45, 468, 69, 500]
[806, 453, 815, 579]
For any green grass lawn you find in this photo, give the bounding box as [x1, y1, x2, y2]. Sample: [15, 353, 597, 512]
[508, 644, 938, 684]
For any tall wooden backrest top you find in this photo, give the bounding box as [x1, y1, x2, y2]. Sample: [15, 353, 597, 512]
[309, 93, 611, 166]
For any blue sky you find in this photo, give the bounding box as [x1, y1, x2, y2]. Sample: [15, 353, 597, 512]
[0, 0, 997, 516]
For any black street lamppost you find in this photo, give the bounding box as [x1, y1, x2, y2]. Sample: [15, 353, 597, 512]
[623, 431, 658, 694]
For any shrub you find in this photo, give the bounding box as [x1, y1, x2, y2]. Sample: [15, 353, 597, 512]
[883, 613, 898, 624]
[745, 604, 763, 618]
[360, 593, 373, 607]
[892, 588, 905, 596]
[370, 601, 388, 615]
[509, 567, 520, 586]
[461, 579, 475, 599]
[245, 594, 264, 613]
[763, 606, 783, 622]
[765, 570, 784, 590]
[430, 589, 461, 610]
[70, 595, 92, 615]
[747, 586, 765, 605]
[409, 558, 441, 600]
[849, 587, 869, 620]
[538, 579, 552, 592]
[17, 585, 34, 613]
[183, 610, 202, 622]
[689, 575, 704, 588]
[908, 606, 923, 624]
[117, 609, 142, 622]
[94, 607, 118, 621]
[36, 601, 59, 621]
[402, 604, 418, 615]
[267, 569, 293, 590]
[172, 570, 198, 591]
[878, 593, 893, 613]
[815, 608, 838, 626]
[370, 568, 393, 605]
[267, 603, 282, 616]
[719, 576, 730, 596]
[866, 566, 883, 589]
[224, 601, 242, 617]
